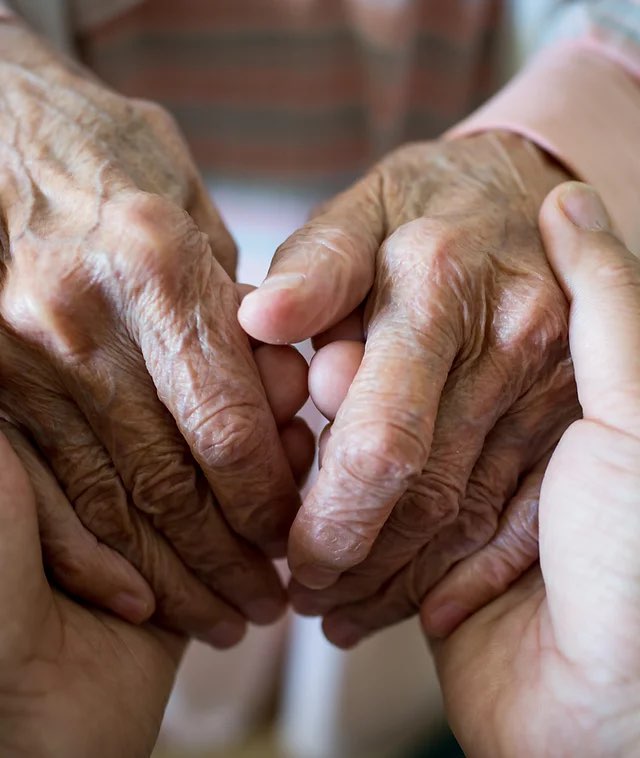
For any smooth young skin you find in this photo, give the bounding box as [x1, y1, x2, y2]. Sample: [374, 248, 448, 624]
[0, 423, 184, 758]
[242, 131, 577, 645]
[0, 19, 312, 643]
[426, 183, 640, 757]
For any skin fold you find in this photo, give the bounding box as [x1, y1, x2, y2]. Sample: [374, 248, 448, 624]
[240, 131, 580, 647]
[0, 20, 313, 646]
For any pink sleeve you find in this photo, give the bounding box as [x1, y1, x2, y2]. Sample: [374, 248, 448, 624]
[448, 41, 640, 253]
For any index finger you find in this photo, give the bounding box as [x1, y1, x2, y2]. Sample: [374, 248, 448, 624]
[288, 221, 460, 588]
[118, 196, 301, 552]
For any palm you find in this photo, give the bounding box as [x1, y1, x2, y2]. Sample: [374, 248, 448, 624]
[434, 421, 640, 758]
[1, 585, 181, 757]
[434, 567, 605, 757]
[0, 432, 182, 758]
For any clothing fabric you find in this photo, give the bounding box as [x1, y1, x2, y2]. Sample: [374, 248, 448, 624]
[2, 0, 640, 247]
[77, 0, 502, 179]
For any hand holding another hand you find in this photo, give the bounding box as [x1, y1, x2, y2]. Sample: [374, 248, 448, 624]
[426, 183, 640, 757]
[0, 424, 183, 758]
[0, 20, 312, 645]
[241, 131, 578, 646]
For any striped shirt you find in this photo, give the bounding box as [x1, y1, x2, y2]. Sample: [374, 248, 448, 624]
[77, 0, 501, 178]
[3, 0, 640, 246]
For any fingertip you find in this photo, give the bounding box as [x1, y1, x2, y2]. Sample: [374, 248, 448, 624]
[309, 340, 364, 421]
[254, 344, 309, 425]
[238, 278, 311, 344]
[555, 181, 611, 234]
[245, 596, 288, 626]
[280, 417, 316, 487]
[322, 616, 363, 649]
[200, 619, 247, 649]
[539, 182, 616, 297]
[291, 564, 340, 590]
[419, 598, 470, 639]
[111, 589, 156, 625]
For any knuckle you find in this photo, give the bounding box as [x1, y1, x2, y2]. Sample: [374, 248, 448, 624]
[130, 454, 198, 516]
[455, 508, 498, 550]
[133, 98, 181, 136]
[392, 473, 461, 538]
[1, 256, 101, 357]
[495, 276, 568, 356]
[464, 468, 517, 517]
[107, 193, 204, 283]
[71, 469, 133, 545]
[44, 541, 88, 585]
[190, 401, 265, 471]
[333, 421, 426, 491]
[383, 217, 457, 274]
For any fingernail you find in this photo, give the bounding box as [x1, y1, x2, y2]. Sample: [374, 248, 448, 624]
[245, 598, 286, 625]
[559, 183, 611, 232]
[423, 602, 468, 638]
[258, 273, 306, 292]
[294, 564, 340, 590]
[202, 620, 246, 649]
[112, 592, 153, 623]
[326, 619, 363, 649]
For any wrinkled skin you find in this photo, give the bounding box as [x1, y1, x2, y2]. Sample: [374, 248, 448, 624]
[0, 21, 313, 645]
[240, 131, 580, 647]
[0, 424, 183, 758]
[429, 185, 640, 758]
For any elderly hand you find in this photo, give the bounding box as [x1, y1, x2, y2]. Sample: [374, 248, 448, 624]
[240, 131, 578, 647]
[424, 182, 640, 757]
[0, 422, 184, 758]
[0, 20, 312, 646]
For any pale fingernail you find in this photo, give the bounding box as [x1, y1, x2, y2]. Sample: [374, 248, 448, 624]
[112, 592, 154, 624]
[294, 564, 340, 590]
[325, 619, 363, 649]
[202, 620, 246, 649]
[245, 598, 286, 625]
[258, 273, 306, 292]
[423, 601, 469, 638]
[559, 182, 611, 232]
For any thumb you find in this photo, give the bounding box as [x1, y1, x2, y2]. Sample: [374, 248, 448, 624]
[238, 175, 383, 344]
[538, 182, 640, 673]
[0, 429, 49, 635]
[540, 181, 640, 431]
